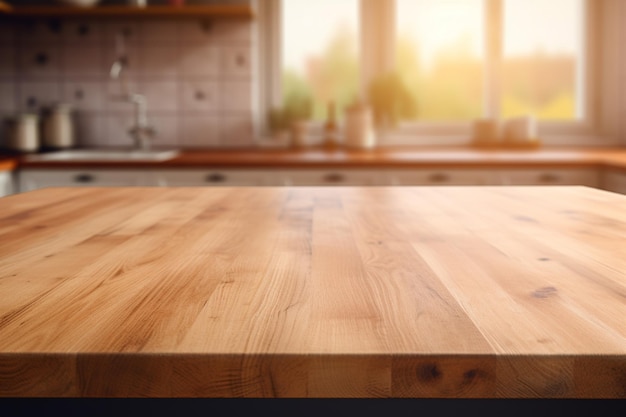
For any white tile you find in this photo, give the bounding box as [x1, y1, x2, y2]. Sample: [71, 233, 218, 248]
[62, 81, 105, 112]
[73, 112, 105, 148]
[146, 113, 179, 148]
[105, 79, 141, 113]
[19, 82, 62, 112]
[138, 45, 179, 79]
[103, 21, 140, 51]
[179, 21, 253, 46]
[63, 20, 104, 46]
[103, 113, 135, 147]
[220, 46, 252, 80]
[179, 19, 219, 44]
[103, 112, 176, 149]
[104, 42, 140, 79]
[179, 80, 219, 113]
[16, 21, 64, 46]
[180, 115, 220, 148]
[212, 22, 254, 45]
[0, 82, 16, 113]
[139, 20, 180, 45]
[62, 46, 105, 79]
[220, 80, 252, 112]
[220, 115, 255, 147]
[139, 81, 179, 112]
[179, 44, 219, 78]
[18, 45, 62, 80]
[0, 45, 16, 78]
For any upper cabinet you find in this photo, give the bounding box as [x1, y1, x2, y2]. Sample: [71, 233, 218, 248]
[0, 2, 254, 20]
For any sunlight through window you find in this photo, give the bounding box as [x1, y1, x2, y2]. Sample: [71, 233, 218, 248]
[395, 0, 485, 122]
[502, 0, 585, 120]
[281, 0, 360, 122]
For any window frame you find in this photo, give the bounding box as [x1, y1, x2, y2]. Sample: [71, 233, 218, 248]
[257, 0, 604, 146]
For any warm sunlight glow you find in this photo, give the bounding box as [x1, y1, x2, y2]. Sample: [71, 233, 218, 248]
[395, 0, 485, 121]
[281, 0, 360, 121]
[502, 0, 585, 120]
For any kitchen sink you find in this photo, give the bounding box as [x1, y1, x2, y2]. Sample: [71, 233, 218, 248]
[26, 149, 180, 162]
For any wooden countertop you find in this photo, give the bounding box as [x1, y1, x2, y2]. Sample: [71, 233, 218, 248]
[0, 158, 17, 172]
[11, 147, 626, 170]
[0, 186, 624, 398]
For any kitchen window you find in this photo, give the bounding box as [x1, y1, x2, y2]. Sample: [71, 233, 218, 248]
[258, 0, 598, 144]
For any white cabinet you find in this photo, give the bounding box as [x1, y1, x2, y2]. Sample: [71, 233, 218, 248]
[15, 166, 609, 193]
[602, 170, 626, 194]
[383, 169, 494, 186]
[491, 168, 600, 187]
[18, 169, 153, 192]
[280, 170, 379, 186]
[153, 170, 285, 186]
[0, 171, 14, 197]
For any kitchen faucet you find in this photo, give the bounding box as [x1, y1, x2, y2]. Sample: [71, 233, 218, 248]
[109, 32, 156, 151]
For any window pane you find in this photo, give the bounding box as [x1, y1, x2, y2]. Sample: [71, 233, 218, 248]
[281, 0, 359, 122]
[395, 0, 485, 121]
[502, 0, 584, 120]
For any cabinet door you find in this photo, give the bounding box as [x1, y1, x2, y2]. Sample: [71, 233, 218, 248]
[602, 170, 626, 194]
[493, 169, 599, 187]
[281, 170, 379, 186]
[384, 169, 494, 186]
[18, 170, 149, 192]
[153, 170, 274, 187]
[0, 171, 14, 197]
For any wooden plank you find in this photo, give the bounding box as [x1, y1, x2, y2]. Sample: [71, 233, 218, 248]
[0, 187, 624, 398]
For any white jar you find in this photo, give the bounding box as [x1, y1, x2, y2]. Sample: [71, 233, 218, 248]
[4, 114, 40, 153]
[344, 104, 375, 149]
[42, 104, 75, 149]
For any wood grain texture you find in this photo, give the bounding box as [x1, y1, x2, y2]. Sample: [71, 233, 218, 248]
[0, 186, 624, 398]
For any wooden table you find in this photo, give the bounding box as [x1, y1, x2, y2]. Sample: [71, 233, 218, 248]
[0, 186, 624, 398]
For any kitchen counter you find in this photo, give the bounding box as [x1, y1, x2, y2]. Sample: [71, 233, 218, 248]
[12, 147, 626, 171]
[0, 186, 624, 398]
[0, 158, 17, 171]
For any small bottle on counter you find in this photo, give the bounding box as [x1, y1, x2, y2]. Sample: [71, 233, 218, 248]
[323, 101, 339, 149]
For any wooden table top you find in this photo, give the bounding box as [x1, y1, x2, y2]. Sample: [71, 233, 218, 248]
[0, 186, 624, 398]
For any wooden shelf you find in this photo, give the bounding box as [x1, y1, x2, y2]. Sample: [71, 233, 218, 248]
[0, 4, 254, 19]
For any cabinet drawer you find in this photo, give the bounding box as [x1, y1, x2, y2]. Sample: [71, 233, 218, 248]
[494, 169, 599, 187]
[154, 170, 276, 187]
[18, 170, 149, 192]
[384, 169, 493, 186]
[281, 170, 379, 186]
[0, 172, 14, 197]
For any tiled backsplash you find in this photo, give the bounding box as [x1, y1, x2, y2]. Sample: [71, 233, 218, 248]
[0, 15, 256, 149]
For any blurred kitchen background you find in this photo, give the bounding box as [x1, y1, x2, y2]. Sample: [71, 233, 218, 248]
[0, 0, 624, 150]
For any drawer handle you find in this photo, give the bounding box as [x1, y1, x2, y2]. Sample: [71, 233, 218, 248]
[323, 173, 345, 183]
[429, 173, 450, 183]
[205, 173, 226, 183]
[74, 174, 95, 183]
[539, 173, 560, 183]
